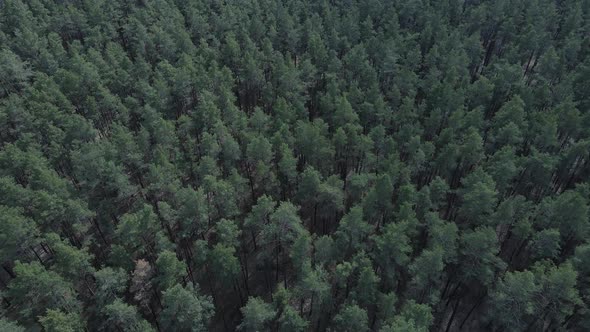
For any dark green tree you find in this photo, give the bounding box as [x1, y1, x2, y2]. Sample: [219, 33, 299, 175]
[160, 283, 214, 332]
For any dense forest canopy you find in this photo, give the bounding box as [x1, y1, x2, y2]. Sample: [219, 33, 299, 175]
[1, 0, 590, 331]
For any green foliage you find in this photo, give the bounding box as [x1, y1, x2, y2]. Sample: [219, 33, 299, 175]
[277, 306, 308, 332]
[0, 319, 25, 332]
[459, 227, 506, 285]
[103, 299, 154, 332]
[160, 283, 214, 332]
[489, 270, 539, 331]
[238, 297, 276, 332]
[272, 286, 308, 332]
[38, 309, 85, 332]
[372, 221, 412, 285]
[115, 204, 159, 257]
[458, 168, 498, 226]
[6, 261, 80, 323]
[353, 265, 381, 308]
[46, 233, 94, 282]
[332, 304, 369, 332]
[0, 49, 32, 97]
[216, 219, 241, 248]
[0, 0, 589, 330]
[261, 201, 306, 249]
[155, 250, 186, 291]
[381, 301, 433, 332]
[0, 205, 38, 262]
[490, 262, 582, 331]
[409, 247, 445, 301]
[209, 243, 240, 286]
[335, 206, 372, 255]
[530, 228, 561, 260]
[94, 267, 128, 307]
